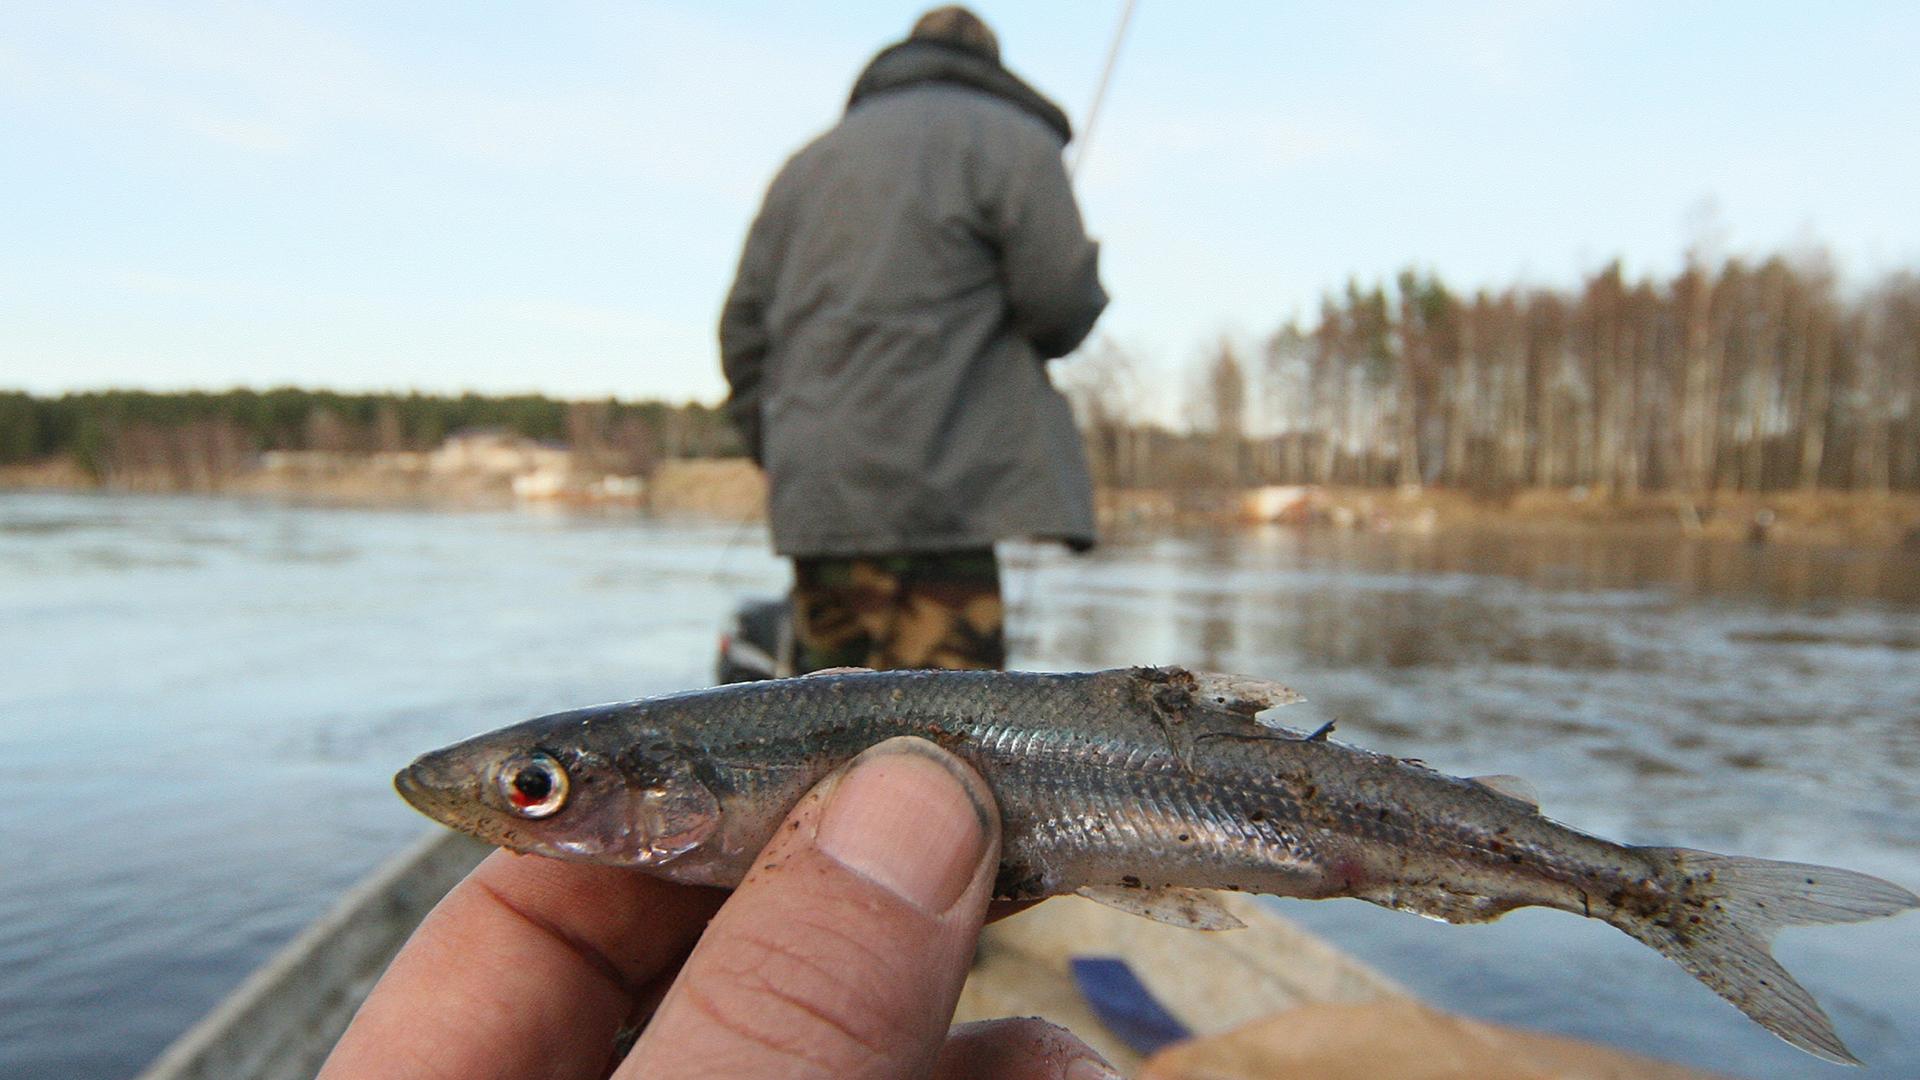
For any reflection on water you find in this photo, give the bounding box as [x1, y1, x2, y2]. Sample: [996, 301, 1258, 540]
[1728, 627, 1920, 649]
[2, 494, 1917, 1079]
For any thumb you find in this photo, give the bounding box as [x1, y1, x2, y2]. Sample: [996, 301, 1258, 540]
[621, 736, 1001, 1079]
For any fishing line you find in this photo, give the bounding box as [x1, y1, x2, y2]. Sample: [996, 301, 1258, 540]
[709, 502, 761, 585]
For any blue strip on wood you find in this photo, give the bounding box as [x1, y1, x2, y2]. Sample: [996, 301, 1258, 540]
[1069, 955, 1195, 1056]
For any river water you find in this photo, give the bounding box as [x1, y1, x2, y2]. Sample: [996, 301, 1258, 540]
[2, 492, 1916, 1079]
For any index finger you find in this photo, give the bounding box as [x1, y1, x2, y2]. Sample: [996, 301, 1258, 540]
[319, 848, 724, 1080]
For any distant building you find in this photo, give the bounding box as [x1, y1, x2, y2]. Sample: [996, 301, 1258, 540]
[428, 429, 570, 477]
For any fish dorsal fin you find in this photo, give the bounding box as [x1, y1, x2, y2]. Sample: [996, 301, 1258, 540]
[1470, 774, 1540, 809]
[802, 666, 873, 677]
[1190, 672, 1303, 725]
[1075, 884, 1246, 931]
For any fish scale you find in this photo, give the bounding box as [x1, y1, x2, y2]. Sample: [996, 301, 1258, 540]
[398, 665, 1919, 1065]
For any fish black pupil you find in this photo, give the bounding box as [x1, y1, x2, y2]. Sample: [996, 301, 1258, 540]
[514, 767, 552, 801]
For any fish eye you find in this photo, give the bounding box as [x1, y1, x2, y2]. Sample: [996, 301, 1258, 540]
[498, 751, 569, 818]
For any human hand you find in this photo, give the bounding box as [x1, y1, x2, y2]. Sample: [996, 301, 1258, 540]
[320, 735, 1120, 1079]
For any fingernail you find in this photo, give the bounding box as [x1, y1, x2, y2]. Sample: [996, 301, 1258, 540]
[1066, 1057, 1124, 1080]
[815, 741, 991, 914]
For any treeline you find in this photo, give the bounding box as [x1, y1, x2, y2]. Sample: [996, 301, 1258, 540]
[10, 249, 1918, 499]
[1069, 252, 1920, 495]
[0, 388, 741, 479]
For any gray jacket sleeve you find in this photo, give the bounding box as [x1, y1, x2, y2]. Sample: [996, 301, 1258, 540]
[718, 196, 784, 464]
[984, 125, 1108, 360]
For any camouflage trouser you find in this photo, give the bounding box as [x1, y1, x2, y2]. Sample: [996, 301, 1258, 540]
[792, 547, 1006, 672]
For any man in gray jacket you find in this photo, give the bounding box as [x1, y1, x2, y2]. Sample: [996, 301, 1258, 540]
[720, 7, 1107, 672]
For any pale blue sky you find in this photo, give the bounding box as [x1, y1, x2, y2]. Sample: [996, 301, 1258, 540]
[3, 1, 1916, 406]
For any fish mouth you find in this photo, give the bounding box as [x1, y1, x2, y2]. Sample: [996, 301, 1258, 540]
[394, 753, 516, 850]
[393, 762, 432, 813]
[394, 757, 469, 827]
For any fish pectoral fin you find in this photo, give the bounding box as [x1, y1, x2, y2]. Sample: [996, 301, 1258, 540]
[1469, 774, 1541, 809]
[1075, 884, 1247, 931]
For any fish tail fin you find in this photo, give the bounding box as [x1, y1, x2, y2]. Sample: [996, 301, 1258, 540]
[1620, 847, 1918, 1065]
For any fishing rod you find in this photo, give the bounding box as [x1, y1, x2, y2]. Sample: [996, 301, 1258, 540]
[1067, 0, 1138, 180]
[1006, 0, 1139, 644]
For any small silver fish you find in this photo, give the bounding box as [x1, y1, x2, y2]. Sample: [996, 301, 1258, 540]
[397, 666, 1917, 1064]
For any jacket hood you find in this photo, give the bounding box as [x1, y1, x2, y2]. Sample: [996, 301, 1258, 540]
[847, 39, 1073, 144]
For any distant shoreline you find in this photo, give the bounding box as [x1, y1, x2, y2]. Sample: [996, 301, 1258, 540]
[9, 454, 1920, 550]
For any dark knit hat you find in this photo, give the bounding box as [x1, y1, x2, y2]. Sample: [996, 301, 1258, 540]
[909, 6, 1000, 63]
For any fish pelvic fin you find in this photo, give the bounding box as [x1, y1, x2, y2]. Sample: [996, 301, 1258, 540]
[1621, 847, 1919, 1065]
[1075, 884, 1247, 931]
